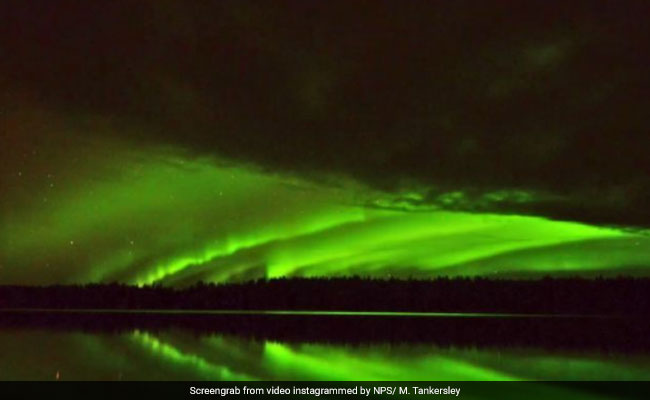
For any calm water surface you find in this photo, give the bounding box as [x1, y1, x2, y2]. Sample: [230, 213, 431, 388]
[1, 311, 649, 381]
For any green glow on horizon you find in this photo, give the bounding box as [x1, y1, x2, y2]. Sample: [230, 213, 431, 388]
[133, 205, 366, 285]
[263, 211, 627, 279]
[2, 144, 650, 286]
[2, 309, 589, 318]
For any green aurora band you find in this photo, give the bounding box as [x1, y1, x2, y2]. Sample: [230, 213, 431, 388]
[2, 144, 650, 286]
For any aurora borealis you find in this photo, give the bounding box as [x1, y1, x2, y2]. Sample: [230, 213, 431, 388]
[3, 2, 650, 287]
[4, 2, 650, 388]
[2, 1, 650, 286]
[2, 137, 650, 286]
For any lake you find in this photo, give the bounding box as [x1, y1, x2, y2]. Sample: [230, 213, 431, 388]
[1, 310, 649, 381]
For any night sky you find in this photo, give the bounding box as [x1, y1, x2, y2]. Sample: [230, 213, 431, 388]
[2, 1, 650, 285]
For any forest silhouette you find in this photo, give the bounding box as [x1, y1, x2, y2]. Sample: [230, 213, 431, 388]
[1, 276, 649, 315]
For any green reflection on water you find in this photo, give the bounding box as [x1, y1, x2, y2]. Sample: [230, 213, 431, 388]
[262, 342, 516, 381]
[1, 329, 649, 382]
[131, 330, 252, 380]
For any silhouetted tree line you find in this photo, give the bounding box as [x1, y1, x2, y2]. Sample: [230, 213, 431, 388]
[1, 276, 649, 315]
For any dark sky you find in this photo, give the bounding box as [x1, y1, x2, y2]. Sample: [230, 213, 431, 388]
[2, 0, 650, 227]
